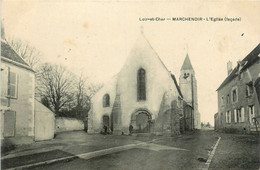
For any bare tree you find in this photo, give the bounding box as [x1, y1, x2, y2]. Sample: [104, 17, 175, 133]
[36, 63, 75, 116]
[75, 74, 87, 109]
[86, 83, 103, 98]
[7, 38, 41, 69]
[74, 75, 103, 118]
[74, 74, 89, 118]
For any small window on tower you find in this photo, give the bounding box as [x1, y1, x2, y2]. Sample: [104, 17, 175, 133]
[183, 73, 189, 79]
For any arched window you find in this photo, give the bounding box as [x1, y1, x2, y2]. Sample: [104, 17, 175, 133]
[103, 94, 110, 107]
[137, 68, 146, 101]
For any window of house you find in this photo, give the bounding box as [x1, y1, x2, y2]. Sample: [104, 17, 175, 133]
[227, 94, 230, 104]
[137, 68, 146, 101]
[226, 111, 231, 123]
[221, 112, 223, 124]
[235, 108, 244, 123]
[248, 105, 255, 125]
[232, 88, 238, 103]
[7, 69, 18, 99]
[103, 94, 110, 107]
[229, 111, 232, 123]
[246, 83, 253, 97]
[221, 96, 224, 106]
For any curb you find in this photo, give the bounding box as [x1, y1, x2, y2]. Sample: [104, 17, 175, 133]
[202, 136, 221, 170]
[5, 142, 146, 170]
[4, 136, 183, 170]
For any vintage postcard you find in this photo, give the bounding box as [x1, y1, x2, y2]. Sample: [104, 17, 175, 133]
[1, 1, 260, 169]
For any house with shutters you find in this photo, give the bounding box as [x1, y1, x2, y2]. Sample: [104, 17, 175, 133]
[214, 43, 260, 133]
[1, 37, 55, 145]
[88, 33, 201, 135]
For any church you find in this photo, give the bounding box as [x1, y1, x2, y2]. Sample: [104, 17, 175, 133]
[88, 33, 201, 135]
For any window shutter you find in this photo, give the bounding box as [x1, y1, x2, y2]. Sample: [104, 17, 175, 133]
[234, 110, 237, 123]
[241, 107, 245, 122]
[7, 71, 17, 98]
[225, 112, 228, 123]
[1, 65, 8, 97]
[248, 106, 252, 124]
[1, 65, 8, 106]
[252, 106, 255, 123]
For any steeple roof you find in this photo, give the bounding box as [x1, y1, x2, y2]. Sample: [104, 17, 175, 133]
[181, 54, 194, 70]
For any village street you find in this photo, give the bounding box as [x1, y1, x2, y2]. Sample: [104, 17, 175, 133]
[1, 130, 259, 170]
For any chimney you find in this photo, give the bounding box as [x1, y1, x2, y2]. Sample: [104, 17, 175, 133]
[227, 61, 232, 75]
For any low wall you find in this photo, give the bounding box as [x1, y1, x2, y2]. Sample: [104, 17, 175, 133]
[55, 117, 84, 133]
[35, 100, 55, 141]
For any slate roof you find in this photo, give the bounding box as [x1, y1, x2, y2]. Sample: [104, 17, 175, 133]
[1, 40, 34, 72]
[217, 43, 260, 91]
[181, 54, 194, 70]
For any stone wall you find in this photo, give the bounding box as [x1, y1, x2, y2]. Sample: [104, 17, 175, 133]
[90, 34, 181, 134]
[56, 117, 84, 133]
[35, 100, 55, 141]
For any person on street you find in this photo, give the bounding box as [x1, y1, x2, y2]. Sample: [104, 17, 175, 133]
[129, 124, 133, 135]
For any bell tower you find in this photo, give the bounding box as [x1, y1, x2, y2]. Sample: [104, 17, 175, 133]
[179, 54, 201, 129]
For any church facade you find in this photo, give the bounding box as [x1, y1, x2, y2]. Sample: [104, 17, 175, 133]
[88, 33, 200, 135]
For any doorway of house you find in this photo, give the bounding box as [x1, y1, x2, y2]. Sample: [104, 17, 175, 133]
[4, 110, 16, 137]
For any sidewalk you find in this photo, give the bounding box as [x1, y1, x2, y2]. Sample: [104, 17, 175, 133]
[1, 131, 160, 169]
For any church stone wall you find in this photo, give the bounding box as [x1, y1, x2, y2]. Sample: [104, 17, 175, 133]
[90, 76, 117, 132]
[116, 37, 180, 131]
[89, 35, 181, 134]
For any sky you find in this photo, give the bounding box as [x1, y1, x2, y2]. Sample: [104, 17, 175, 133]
[2, 0, 260, 124]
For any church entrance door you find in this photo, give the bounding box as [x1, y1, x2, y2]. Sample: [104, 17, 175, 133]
[131, 110, 152, 133]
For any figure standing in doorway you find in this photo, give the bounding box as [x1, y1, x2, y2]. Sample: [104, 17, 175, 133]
[129, 124, 133, 135]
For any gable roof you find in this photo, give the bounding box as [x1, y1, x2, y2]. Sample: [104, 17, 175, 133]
[217, 43, 260, 91]
[137, 33, 184, 98]
[138, 33, 186, 97]
[1, 40, 34, 72]
[181, 54, 194, 70]
[140, 33, 170, 72]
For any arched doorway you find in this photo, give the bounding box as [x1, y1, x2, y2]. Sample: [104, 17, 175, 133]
[131, 110, 152, 133]
[102, 115, 109, 133]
